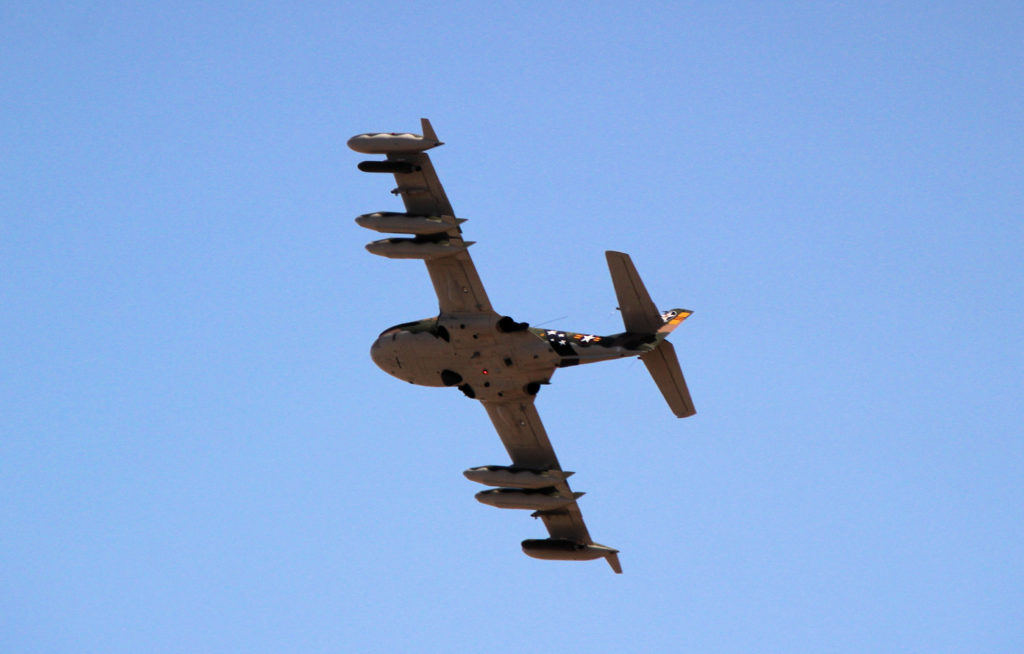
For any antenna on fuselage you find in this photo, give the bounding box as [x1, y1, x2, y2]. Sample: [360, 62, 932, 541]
[532, 315, 569, 328]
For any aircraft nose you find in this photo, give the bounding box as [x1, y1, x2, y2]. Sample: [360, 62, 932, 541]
[370, 337, 387, 370]
[370, 335, 397, 374]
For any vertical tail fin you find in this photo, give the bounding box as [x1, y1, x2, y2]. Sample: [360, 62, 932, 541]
[605, 251, 696, 419]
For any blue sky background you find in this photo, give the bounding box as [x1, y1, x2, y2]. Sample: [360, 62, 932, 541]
[3, 2, 1022, 652]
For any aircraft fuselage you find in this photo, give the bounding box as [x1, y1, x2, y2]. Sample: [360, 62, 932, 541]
[370, 315, 643, 402]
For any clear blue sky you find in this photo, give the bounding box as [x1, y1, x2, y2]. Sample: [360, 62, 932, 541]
[3, 3, 1022, 652]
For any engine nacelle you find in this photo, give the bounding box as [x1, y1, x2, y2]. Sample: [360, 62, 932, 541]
[356, 212, 464, 236]
[521, 538, 618, 562]
[463, 465, 573, 489]
[475, 487, 582, 510]
[365, 237, 474, 260]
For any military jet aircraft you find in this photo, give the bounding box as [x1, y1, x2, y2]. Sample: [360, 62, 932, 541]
[349, 119, 695, 573]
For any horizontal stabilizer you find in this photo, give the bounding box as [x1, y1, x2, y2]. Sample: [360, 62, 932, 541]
[606, 251, 662, 334]
[640, 340, 696, 418]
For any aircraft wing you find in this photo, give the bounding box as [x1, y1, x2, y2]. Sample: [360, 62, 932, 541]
[481, 398, 622, 573]
[378, 144, 493, 316]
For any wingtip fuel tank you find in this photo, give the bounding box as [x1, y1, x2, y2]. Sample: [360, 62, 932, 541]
[347, 118, 443, 154]
[521, 539, 621, 566]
